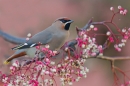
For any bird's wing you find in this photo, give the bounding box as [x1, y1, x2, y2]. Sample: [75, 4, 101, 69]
[12, 30, 53, 50]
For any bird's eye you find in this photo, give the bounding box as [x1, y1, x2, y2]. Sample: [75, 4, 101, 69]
[59, 19, 71, 23]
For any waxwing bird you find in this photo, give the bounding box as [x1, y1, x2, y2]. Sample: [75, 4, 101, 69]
[4, 17, 73, 64]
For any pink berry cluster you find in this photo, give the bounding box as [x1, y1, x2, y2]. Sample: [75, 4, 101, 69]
[95, 6, 129, 52]
[1, 44, 89, 86]
[110, 6, 127, 15]
[114, 27, 130, 52]
[76, 26, 103, 57]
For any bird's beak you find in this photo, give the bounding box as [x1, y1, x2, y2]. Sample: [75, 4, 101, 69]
[67, 20, 74, 23]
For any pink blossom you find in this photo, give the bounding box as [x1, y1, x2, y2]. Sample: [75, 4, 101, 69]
[36, 46, 40, 49]
[124, 35, 129, 40]
[30, 80, 39, 86]
[93, 27, 98, 31]
[108, 36, 114, 42]
[110, 7, 114, 11]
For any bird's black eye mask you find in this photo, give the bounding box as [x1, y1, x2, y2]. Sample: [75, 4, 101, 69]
[64, 23, 71, 30]
[59, 19, 71, 23]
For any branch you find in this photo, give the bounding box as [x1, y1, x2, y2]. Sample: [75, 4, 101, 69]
[95, 56, 130, 61]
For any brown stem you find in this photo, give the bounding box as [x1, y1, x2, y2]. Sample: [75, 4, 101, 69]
[96, 56, 130, 61]
[36, 69, 42, 81]
[103, 23, 119, 44]
[111, 60, 121, 86]
[52, 77, 57, 86]
[110, 12, 119, 22]
[105, 21, 122, 35]
[97, 56, 130, 86]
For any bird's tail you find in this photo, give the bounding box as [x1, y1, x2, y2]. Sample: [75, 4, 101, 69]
[4, 51, 26, 65]
[4, 60, 10, 65]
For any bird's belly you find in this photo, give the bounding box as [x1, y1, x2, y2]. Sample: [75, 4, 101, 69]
[26, 47, 45, 58]
[26, 47, 37, 57]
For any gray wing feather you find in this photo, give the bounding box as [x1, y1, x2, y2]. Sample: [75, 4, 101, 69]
[12, 29, 53, 50]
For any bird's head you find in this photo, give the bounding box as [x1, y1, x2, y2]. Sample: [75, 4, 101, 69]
[53, 17, 73, 31]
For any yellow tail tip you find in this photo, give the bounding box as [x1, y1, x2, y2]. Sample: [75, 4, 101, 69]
[3, 61, 10, 65]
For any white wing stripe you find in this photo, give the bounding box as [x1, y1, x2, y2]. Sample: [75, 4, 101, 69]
[24, 43, 28, 45]
[30, 43, 36, 47]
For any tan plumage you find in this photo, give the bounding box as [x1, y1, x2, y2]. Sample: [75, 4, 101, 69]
[4, 17, 73, 64]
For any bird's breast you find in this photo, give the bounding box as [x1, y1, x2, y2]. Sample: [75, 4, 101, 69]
[26, 47, 37, 57]
[49, 31, 69, 50]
